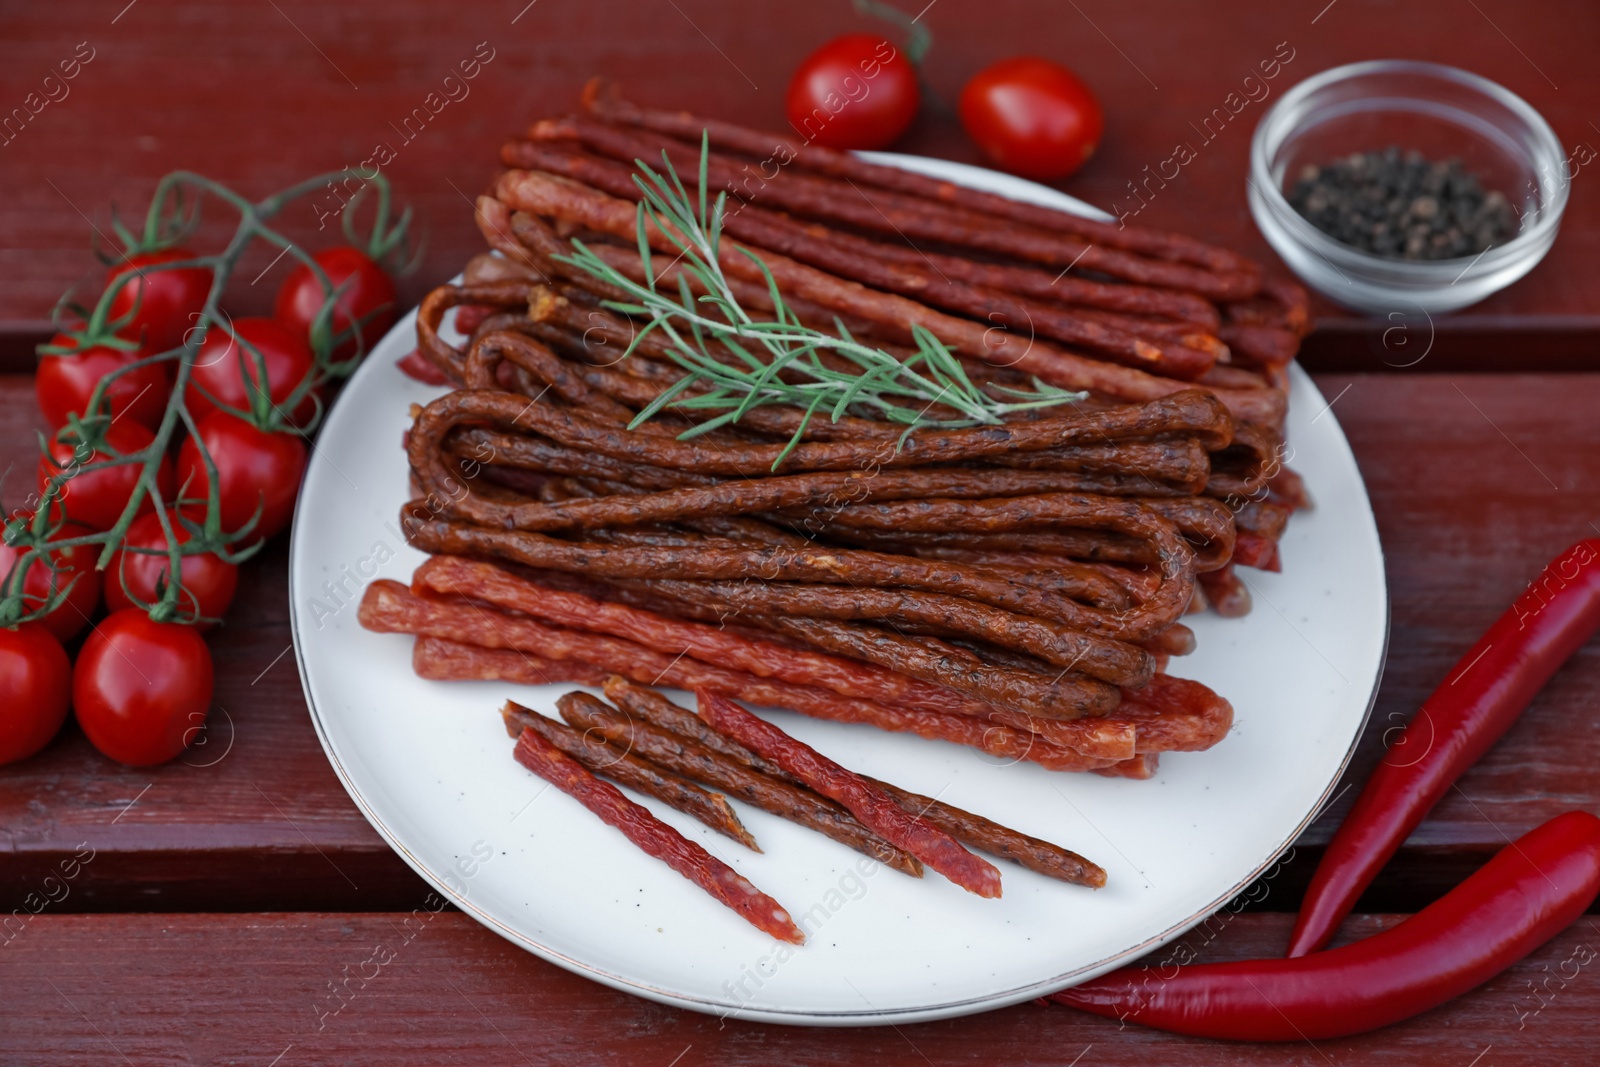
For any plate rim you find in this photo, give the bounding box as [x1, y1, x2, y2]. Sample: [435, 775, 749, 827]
[288, 154, 1389, 1026]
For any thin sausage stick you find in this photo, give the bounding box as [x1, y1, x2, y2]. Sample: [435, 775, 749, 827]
[603, 678, 1107, 888]
[501, 138, 1215, 377]
[386, 613, 1128, 767]
[401, 511, 1163, 635]
[581, 80, 1261, 278]
[414, 634, 607, 686]
[745, 614, 1120, 719]
[800, 494, 1197, 639]
[488, 172, 1285, 425]
[413, 554, 1143, 707]
[415, 281, 534, 383]
[604, 676, 793, 780]
[555, 692, 923, 875]
[502, 702, 759, 851]
[410, 384, 1236, 476]
[863, 777, 1106, 889]
[434, 440, 1223, 537]
[501, 136, 1230, 321]
[696, 690, 1003, 898]
[527, 115, 1259, 300]
[623, 574, 1148, 678]
[511, 724, 803, 943]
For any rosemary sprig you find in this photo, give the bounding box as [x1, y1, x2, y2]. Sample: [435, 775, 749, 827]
[554, 134, 1086, 466]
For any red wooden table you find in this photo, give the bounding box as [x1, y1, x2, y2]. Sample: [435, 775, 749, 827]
[3, 2, 1599, 1063]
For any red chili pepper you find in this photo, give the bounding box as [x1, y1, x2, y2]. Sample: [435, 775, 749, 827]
[1052, 810, 1600, 1041]
[1288, 538, 1600, 957]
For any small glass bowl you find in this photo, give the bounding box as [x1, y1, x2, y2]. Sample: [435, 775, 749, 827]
[1248, 59, 1568, 316]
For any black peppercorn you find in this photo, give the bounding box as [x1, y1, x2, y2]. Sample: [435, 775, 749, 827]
[1287, 149, 1518, 261]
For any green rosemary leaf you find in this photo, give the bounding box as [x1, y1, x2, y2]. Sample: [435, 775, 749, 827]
[774, 391, 830, 469]
[707, 189, 727, 260]
[697, 132, 711, 230]
[555, 136, 1085, 446]
[627, 373, 699, 429]
[630, 203, 655, 288]
[832, 359, 899, 421]
[676, 408, 747, 439]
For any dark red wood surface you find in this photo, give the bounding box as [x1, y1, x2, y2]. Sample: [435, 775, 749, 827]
[3, 0, 1600, 1062]
[6, 912, 1600, 1065]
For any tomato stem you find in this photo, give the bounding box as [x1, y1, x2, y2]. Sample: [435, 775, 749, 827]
[851, 0, 933, 66]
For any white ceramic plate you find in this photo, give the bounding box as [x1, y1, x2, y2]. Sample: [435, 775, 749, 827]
[289, 155, 1387, 1026]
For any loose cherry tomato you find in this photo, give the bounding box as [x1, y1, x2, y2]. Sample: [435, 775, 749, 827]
[38, 420, 176, 532]
[275, 246, 397, 360]
[176, 412, 307, 541]
[36, 335, 171, 432]
[187, 317, 317, 426]
[105, 509, 238, 628]
[786, 34, 920, 150]
[0, 623, 72, 765]
[106, 248, 213, 354]
[73, 608, 212, 767]
[959, 56, 1104, 180]
[0, 518, 102, 642]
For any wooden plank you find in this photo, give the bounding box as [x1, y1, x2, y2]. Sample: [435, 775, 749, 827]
[0, 534, 426, 912]
[2, 910, 1595, 1064]
[2, 371, 1598, 912]
[1258, 371, 1600, 911]
[1, 0, 1598, 370]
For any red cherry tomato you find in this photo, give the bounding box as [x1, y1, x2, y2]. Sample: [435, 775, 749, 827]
[106, 248, 213, 354]
[105, 509, 238, 629]
[38, 420, 176, 532]
[0, 519, 102, 642]
[187, 317, 317, 426]
[72, 608, 212, 767]
[176, 412, 307, 541]
[0, 623, 71, 765]
[275, 246, 397, 360]
[36, 335, 171, 432]
[959, 56, 1104, 180]
[785, 33, 920, 150]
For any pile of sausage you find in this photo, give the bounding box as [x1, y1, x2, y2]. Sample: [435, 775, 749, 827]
[364, 84, 1313, 780]
[497, 678, 1108, 941]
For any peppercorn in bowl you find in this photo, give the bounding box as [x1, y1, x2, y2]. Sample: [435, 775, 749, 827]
[1248, 60, 1567, 315]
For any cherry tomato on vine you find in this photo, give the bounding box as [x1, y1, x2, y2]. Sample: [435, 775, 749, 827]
[176, 412, 307, 541]
[36, 335, 171, 432]
[187, 317, 317, 426]
[959, 56, 1104, 180]
[104, 509, 238, 629]
[72, 608, 212, 767]
[38, 420, 176, 532]
[785, 33, 920, 150]
[0, 623, 71, 765]
[106, 248, 212, 354]
[0, 518, 103, 642]
[275, 246, 397, 361]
